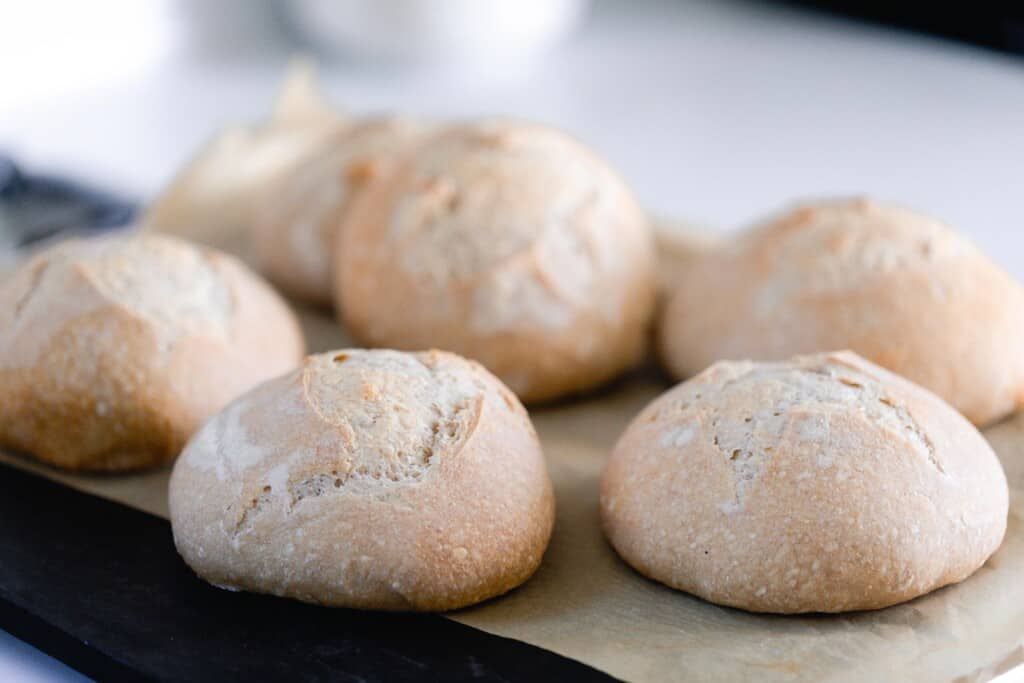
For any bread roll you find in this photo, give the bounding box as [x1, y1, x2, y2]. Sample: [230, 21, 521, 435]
[252, 116, 421, 306]
[659, 198, 1024, 426]
[601, 351, 1008, 614]
[141, 60, 348, 257]
[0, 233, 305, 471]
[169, 348, 554, 611]
[336, 120, 656, 404]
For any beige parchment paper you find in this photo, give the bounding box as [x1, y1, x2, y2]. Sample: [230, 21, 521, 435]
[2, 63, 1021, 683]
[2, 306, 1022, 683]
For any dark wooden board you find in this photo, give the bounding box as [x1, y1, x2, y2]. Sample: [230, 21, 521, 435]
[0, 462, 614, 682]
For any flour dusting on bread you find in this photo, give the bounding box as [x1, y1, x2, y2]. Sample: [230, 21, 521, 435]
[602, 350, 1008, 614]
[84, 235, 235, 340]
[301, 350, 482, 485]
[338, 120, 655, 402]
[0, 232, 304, 472]
[170, 348, 553, 611]
[668, 352, 942, 505]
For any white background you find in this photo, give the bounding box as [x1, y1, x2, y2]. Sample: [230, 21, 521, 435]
[0, 0, 1022, 680]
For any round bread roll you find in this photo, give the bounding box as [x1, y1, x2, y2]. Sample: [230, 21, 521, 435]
[169, 348, 555, 611]
[601, 351, 1008, 614]
[659, 198, 1024, 426]
[0, 233, 305, 472]
[252, 116, 421, 306]
[336, 120, 656, 404]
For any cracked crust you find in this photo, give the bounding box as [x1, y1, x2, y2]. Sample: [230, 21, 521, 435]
[169, 348, 555, 611]
[601, 351, 1009, 613]
[336, 120, 657, 403]
[658, 198, 1024, 426]
[0, 233, 305, 471]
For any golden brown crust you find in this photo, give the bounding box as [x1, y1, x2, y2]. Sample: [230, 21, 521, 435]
[0, 234, 305, 472]
[335, 120, 657, 404]
[601, 351, 1009, 613]
[251, 116, 422, 306]
[169, 348, 555, 611]
[658, 198, 1024, 426]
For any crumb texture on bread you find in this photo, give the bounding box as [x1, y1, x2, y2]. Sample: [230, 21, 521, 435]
[602, 351, 1009, 614]
[170, 348, 554, 611]
[676, 353, 942, 507]
[301, 351, 478, 484]
[659, 198, 1024, 425]
[184, 350, 485, 491]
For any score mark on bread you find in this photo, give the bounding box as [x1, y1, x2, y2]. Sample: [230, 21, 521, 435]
[337, 120, 657, 403]
[602, 351, 1008, 614]
[170, 348, 554, 611]
[0, 233, 304, 472]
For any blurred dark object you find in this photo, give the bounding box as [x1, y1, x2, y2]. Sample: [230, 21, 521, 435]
[784, 2, 1024, 55]
[0, 156, 136, 248]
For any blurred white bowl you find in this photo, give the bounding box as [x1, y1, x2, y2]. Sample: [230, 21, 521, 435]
[280, 0, 590, 66]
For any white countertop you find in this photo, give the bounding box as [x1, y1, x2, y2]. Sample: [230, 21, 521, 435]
[1, 0, 1023, 680]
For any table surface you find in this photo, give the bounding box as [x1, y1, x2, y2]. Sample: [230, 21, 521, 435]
[1, 0, 1023, 680]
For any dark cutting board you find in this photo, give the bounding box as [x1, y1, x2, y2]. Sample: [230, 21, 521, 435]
[0, 462, 614, 682]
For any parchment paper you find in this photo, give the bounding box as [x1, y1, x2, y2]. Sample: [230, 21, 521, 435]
[2, 305, 1022, 683]
[3, 64, 1021, 683]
